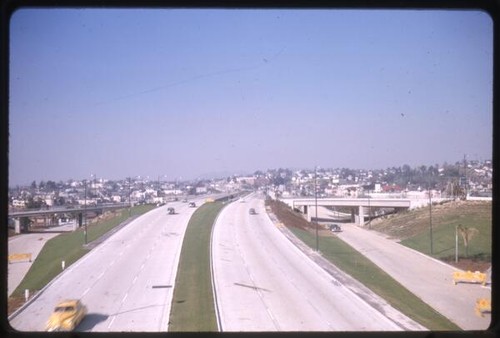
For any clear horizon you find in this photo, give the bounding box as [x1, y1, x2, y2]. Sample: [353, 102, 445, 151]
[9, 9, 493, 187]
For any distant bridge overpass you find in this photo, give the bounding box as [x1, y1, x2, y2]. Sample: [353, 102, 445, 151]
[8, 203, 131, 233]
[280, 197, 432, 225]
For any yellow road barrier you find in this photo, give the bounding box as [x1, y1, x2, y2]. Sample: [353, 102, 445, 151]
[475, 298, 491, 317]
[205, 198, 214, 203]
[8, 253, 32, 264]
[453, 270, 487, 286]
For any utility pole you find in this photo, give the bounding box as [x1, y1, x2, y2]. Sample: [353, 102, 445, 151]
[463, 154, 468, 199]
[84, 180, 87, 245]
[314, 166, 318, 252]
[128, 177, 132, 216]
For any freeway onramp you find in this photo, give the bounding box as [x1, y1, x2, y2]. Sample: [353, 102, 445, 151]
[335, 223, 491, 330]
[294, 204, 491, 329]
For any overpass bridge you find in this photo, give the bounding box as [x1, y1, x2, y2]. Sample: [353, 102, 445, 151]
[280, 197, 433, 225]
[8, 203, 131, 233]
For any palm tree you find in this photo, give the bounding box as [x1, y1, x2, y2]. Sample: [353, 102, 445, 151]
[457, 224, 479, 258]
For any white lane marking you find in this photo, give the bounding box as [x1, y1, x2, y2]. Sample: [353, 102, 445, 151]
[132, 275, 138, 285]
[82, 287, 91, 297]
[234, 228, 281, 331]
[107, 315, 116, 329]
[122, 293, 128, 303]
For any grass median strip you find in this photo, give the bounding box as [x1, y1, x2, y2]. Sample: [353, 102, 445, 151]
[9, 205, 155, 314]
[287, 226, 460, 331]
[168, 201, 224, 332]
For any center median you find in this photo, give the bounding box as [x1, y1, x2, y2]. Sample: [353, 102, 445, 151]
[168, 201, 225, 331]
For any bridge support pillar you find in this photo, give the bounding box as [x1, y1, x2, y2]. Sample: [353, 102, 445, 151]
[304, 205, 312, 222]
[358, 206, 365, 226]
[14, 218, 20, 234]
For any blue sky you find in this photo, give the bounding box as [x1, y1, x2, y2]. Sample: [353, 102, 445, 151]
[9, 9, 493, 185]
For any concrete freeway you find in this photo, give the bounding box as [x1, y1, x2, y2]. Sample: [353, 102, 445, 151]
[211, 193, 411, 331]
[9, 199, 202, 332]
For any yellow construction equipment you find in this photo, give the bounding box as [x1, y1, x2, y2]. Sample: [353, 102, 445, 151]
[452, 270, 487, 286]
[8, 253, 32, 264]
[475, 298, 491, 317]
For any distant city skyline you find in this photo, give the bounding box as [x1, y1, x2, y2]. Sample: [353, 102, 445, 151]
[9, 9, 493, 186]
[8, 156, 491, 189]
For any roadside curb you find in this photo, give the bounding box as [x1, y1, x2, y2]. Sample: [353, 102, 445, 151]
[209, 201, 233, 332]
[83, 215, 139, 250]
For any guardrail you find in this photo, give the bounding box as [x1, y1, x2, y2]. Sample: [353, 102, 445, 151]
[475, 298, 491, 317]
[8, 253, 32, 264]
[452, 271, 487, 286]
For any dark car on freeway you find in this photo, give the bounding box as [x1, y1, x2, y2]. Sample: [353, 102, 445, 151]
[329, 224, 342, 232]
[249, 208, 256, 215]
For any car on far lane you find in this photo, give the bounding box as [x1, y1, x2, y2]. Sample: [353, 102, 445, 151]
[188, 202, 196, 207]
[329, 224, 342, 232]
[45, 299, 87, 332]
[167, 207, 175, 215]
[249, 208, 256, 215]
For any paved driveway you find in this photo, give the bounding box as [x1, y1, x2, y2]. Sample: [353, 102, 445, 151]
[8, 224, 75, 296]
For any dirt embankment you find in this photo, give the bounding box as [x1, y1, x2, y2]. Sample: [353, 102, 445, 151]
[266, 199, 316, 231]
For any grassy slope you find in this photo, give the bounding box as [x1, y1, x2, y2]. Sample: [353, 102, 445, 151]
[372, 200, 491, 261]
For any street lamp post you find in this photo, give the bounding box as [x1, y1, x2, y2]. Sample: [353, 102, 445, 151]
[94, 174, 97, 200]
[84, 180, 87, 245]
[429, 182, 434, 255]
[368, 196, 371, 229]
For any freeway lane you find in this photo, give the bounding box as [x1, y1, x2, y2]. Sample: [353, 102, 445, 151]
[212, 194, 403, 331]
[9, 201, 199, 332]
